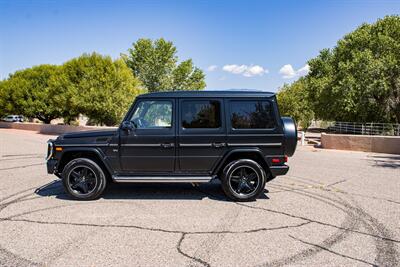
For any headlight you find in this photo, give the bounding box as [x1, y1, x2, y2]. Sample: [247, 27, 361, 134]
[46, 141, 54, 160]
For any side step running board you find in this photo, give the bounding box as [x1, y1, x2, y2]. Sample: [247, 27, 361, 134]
[112, 175, 213, 183]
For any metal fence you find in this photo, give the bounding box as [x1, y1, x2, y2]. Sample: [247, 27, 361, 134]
[326, 121, 400, 136]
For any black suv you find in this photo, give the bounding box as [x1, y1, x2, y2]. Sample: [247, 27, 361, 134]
[46, 91, 297, 201]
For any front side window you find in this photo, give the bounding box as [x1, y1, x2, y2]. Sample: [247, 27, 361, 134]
[230, 100, 275, 129]
[181, 100, 221, 129]
[130, 100, 172, 129]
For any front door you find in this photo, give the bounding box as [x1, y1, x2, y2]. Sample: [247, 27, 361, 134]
[178, 98, 226, 173]
[119, 99, 175, 174]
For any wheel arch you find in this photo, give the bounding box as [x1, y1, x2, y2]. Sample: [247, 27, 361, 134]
[212, 148, 271, 179]
[57, 147, 112, 178]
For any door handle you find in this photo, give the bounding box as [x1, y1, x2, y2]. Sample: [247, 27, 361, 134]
[161, 143, 174, 148]
[212, 142, 226, 148]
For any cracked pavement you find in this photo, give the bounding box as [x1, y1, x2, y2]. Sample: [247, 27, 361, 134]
[0, 129, 399, 266]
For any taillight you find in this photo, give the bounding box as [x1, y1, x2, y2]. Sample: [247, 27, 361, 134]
[272, 156, 287, 164]
[272, 158, 280, 163]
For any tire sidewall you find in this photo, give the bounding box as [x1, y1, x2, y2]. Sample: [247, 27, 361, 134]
[221, 159, 266, 201]
[62, 158, 106, 200]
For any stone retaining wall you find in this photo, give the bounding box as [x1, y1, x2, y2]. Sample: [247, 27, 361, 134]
[321, 133, 400, 154]
[0, 122, 115, 135]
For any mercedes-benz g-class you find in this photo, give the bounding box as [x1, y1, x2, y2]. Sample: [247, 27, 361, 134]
[46, 91, 297, 201]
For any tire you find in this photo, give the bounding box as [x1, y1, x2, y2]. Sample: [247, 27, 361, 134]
[221, 159, 266, 201]
[62, 158, 107, 200]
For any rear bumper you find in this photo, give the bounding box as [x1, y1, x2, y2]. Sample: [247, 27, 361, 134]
[47, 159, 57, 174]
[270, 165, 289, 177]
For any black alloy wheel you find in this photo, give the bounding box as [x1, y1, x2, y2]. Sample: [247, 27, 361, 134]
[67, 165, 97, 195]
[62, 158, 107, 200]
[221, 159, 266, 201]
[229, 166, 260, 196]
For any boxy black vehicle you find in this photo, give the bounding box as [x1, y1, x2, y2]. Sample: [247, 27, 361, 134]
[46, 91, 297, 201]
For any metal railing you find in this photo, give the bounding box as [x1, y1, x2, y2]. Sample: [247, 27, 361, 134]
[326, 121, 400, 136]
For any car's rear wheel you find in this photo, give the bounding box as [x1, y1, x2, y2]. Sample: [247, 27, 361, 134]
[221, 159, 266, 201]
[62, 158, 107, 200]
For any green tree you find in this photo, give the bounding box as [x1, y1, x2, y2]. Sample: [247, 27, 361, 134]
[307, 15, 400, 123]
[277, 78, 314, 129]
[0, 65, 65, 123]
[62, 53, 142, 125]
[124, 38, 206, 92]
[0, 53, 142, 125]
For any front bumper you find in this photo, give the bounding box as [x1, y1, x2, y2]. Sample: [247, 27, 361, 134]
[270, 165, 289, 177]
[47, 159, 57, 174]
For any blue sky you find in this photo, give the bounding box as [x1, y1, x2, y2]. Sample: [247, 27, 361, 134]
[1, 0, 399, 91]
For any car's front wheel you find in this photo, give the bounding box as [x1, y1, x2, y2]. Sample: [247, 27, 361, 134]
[62, 158, 107, 200]
[221, 159, 266, 201]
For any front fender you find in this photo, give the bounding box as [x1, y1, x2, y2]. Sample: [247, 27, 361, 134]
[56, 146, 113, 175]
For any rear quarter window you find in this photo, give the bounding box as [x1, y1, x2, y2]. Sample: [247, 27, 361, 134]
[229, 100, 276, 129]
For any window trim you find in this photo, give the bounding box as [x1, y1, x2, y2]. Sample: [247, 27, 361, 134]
[227, 99, 277, 132]
[180, 99, 223, 130]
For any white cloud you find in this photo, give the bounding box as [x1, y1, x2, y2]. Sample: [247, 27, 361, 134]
[243, 65, 268, 77]
[222, 64, 268, 77]
[279, 64, 310, 79]
[297, 64, 310, 76]
[207, 65, 218, 72]
[223, 64, 247, 74]
[279, 64, 296, 79]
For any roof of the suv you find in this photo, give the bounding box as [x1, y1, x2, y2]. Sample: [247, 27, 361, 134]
[138, 90, 275, 98]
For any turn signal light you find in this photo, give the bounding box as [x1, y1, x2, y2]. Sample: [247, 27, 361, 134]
[55, 147, 63, 152]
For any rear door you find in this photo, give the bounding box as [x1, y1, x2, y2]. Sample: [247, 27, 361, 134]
[178, 98, 227, 173]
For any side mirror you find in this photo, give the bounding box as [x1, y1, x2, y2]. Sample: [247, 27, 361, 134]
[121, 121, 135, 133]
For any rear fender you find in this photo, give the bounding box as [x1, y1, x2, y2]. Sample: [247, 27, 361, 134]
[212, 148, 269, 175]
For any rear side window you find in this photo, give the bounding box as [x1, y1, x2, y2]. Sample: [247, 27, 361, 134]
[230, 100, 276, 129]
[181, 100, 221, 129]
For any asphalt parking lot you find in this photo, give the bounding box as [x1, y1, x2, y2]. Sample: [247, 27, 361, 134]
[0, 129, 399, 267]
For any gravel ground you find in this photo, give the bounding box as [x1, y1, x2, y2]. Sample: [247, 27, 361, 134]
[0, 129, 399, 267]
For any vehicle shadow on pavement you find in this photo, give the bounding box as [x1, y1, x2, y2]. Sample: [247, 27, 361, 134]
[35, 179, 269, 201]
[367, 154, 400, 169]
